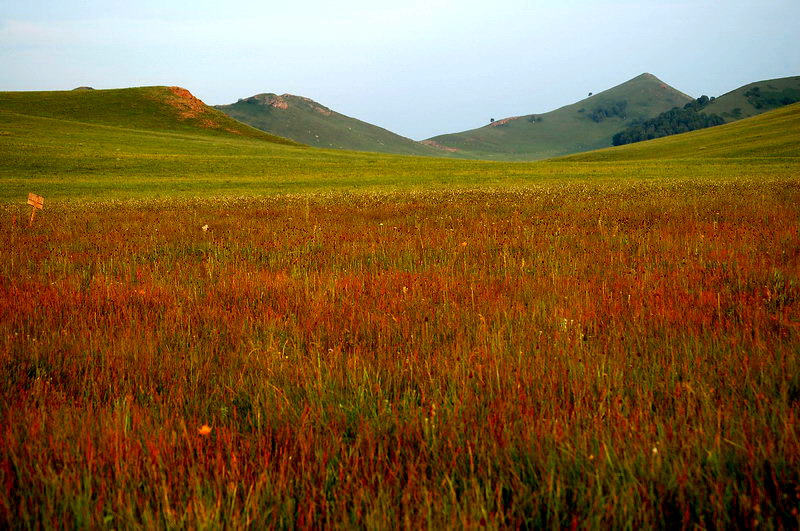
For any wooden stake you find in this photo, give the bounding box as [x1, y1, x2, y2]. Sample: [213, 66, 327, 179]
[27, 192, 44, 227]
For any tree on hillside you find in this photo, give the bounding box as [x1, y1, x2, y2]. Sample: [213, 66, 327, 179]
[682, 95, 712, 112]
[744, 85, 800, 110]
[612, 106, 724, 146]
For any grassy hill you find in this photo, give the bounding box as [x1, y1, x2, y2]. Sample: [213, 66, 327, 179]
[0, 86, 297, 144]
[704, 75, 800, 122]
[215, 93, 449, 157]
[426, 73, 694, 161]
[557, 101, 800, 161]
[0, 84, 796, 203]
[0, 87, 542, 201]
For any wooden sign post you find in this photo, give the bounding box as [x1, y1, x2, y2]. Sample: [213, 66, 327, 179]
[27, 193, 44, 227]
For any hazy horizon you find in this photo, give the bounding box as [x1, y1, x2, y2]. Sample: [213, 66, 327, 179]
[2, 0, 799, 140]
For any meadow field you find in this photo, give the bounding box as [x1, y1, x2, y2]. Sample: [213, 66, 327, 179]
[0, 94, 799, 528]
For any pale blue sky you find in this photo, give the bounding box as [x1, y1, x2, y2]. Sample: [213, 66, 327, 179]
[1, 0, 798, 139]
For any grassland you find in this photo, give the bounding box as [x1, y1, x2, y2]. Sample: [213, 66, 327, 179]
[2, 94, 796, 203]
[0, 90, 799, 528]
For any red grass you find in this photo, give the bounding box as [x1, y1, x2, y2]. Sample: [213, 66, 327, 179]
[1, 182, 798, 527]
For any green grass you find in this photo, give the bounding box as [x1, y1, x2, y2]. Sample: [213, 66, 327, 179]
[0, 86, 296, 144]
[215, 94, 448, 157]
[2, 90, 798, 203]
[704, 75, 800, 123]
[426, 73, 694, 160]
[557, 102, 800, 162]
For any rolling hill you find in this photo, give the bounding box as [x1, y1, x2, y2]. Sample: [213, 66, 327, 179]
[215, 93, 449, 157]
[703, 75, 800, 122]
[606, 75, 800, 148]
[556, 101, 800, 161]
[0, 86, 297, 144]
[426, 73, 693, 161]
[0, 85, 533, 201]
[1, 81, 797, 204]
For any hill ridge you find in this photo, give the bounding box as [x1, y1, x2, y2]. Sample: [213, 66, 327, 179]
[703, 75, 800, 122]
[0, 86, 298, 145]
[426, 73, 694, 160]
[215, 93, 449, 157]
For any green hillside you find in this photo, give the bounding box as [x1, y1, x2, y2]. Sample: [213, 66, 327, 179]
[426, 73, 694, 161]
[0, 87, 529, 201]
[215, 93, 449, 157]
[704, 75, 800, 122]
[1, 85, 797, 204]
[557, 101, 800, 162]
[0, 86, 297, 144]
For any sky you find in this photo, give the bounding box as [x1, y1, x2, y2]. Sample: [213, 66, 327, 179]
[1, 0, 799, 140]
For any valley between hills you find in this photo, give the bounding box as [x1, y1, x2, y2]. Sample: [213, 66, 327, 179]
[215, 72, 800, 160]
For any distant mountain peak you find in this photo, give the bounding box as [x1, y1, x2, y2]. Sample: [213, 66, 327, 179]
[627, 73, 668, 85]
[239, 93, 333, 116]
[242, 93, 288, 108]
[602, 73, 693, 102]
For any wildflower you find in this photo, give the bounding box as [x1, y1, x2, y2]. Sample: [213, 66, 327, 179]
[198, 424, 212, 436]
[461, 241, 467, 247]
[652, 446, 658, 455]
[201, 224, 209, 232]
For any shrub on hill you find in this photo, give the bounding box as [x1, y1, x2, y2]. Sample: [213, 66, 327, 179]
[744, 86, 800, 110]
[612, 96, 725, 146]
[588, 101, 628, 123]
[682, 94, 714, 111]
